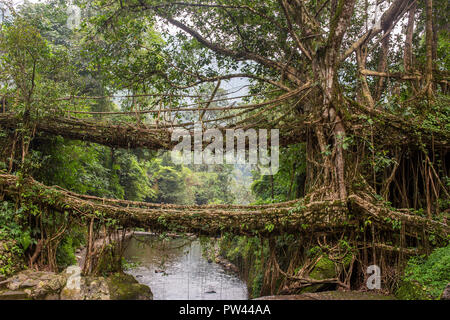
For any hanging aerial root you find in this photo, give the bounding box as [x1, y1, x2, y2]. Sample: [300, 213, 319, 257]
[348, 194, 449, 238]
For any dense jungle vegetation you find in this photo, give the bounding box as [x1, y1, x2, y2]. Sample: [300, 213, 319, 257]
[0, 0, 448, 300]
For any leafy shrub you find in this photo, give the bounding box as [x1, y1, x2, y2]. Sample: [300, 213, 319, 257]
[0, 238, 25, 277]
[0, 201, 23, 240]
[0, 201, 31, 276]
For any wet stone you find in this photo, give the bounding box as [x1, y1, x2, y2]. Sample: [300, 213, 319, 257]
[441, 284, 450, 300]
[0, 290, 29, 300]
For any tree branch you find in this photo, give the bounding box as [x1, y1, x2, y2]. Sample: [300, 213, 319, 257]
[340, 0, 415, 62]
[278, 0, 312, 61]
[157, 13, 303, 86]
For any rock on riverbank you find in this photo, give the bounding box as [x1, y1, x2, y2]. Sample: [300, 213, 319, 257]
[0, 266, 152, 300]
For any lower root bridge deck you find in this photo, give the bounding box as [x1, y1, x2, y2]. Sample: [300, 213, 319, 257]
[0, 174, 447, 243]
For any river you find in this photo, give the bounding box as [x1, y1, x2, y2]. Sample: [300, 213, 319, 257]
[123, 234, 249, 300]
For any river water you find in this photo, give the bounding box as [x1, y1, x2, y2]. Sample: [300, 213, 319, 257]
[123, 234, 249, 300]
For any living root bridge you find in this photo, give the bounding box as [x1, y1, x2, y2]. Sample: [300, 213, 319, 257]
[0, 174, 349, 236]
[0, 113, 174, 150]
[0, 113, 307, 150]
[0, 174, 448, 240]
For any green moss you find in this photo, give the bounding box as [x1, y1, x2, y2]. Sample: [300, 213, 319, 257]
[309, 256, 337, 280]
[396, 245, 450, 300]
[327, 0, 345, 47]
[300, 284, 322, 293]
[301, 253, 354, 294]
[342, 252, 354, 267]
[396, 280, 432, 300]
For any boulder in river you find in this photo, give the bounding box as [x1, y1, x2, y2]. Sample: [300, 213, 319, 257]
[60, 268, 153, 300]
[440, 283, 450, 300]
[0, 266, 152, 300]
[107, 273, 153, 300]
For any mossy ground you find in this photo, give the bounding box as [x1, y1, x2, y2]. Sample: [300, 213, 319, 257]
[255, 291, 396, 300]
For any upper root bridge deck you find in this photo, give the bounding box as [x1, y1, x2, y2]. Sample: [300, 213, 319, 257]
[0, 113, 307, 150]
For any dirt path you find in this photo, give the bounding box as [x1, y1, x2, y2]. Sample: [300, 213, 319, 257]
[76, 231, 134, 268]
[254, 291, 396, 300]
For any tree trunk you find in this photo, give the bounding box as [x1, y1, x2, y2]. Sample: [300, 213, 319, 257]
[403, 3, 416, 73]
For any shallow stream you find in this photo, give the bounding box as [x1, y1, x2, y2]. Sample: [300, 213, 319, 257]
[124, 234, 248, 300]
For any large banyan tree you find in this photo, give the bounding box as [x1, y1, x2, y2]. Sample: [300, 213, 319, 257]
[88, 0, 448, 205]
[0, 0, 448, 290]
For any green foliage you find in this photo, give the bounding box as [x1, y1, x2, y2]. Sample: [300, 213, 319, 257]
[397, 245, 450, 300]
[121, 257, 141, 271]
[420, 94, 450, 135]
[18, 0, 73, 47]
[1, 0, 447, 287]
[0, 202, 22, 238]
[251, 144, 306, 203]
[148, 152, 235, 205]
[18, 232, 33, 252]
[251, 272, 264, 298]
[0, 238, 25, 277]
[309, 256, 337, 280]
[0, 18, 74, 117]
[151, 157, 187, 204]
[0, 202, 27, 276]
[81, 0, 165, 94]
[115, 150, 155, 202]
[34, 139, 118, 197]
[56, 236, 77, 269]
[0, 201, 33, 249]
[187, 165, 235, 205]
